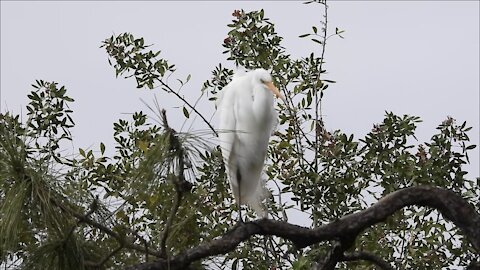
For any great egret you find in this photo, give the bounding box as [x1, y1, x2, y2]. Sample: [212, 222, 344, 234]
[217, 68, 284, 222]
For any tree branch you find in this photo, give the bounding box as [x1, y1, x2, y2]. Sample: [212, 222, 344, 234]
[85, 243, 124, 268]
[314, 237, 355, 270]
[158, 108, 190, 257]
[314, 0, 329, 173]
[158, 80, 218, 137]
[51, 197, 163, 258]
[467, 260, 480, 270]
[124, 186, 480, 270]
[341, 251, 394, 270]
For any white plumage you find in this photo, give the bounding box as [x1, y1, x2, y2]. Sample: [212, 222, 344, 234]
[217, 68, 283, 222]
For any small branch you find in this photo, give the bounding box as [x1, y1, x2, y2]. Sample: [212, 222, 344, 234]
[158, 109, 189, 257]
[51, 197, 163, 258]
[142, 236, 149, 262]
[99, 244, 123, 266]
[315, 237, 355, 270]
[158, 80, 218, 137]
[275, 78, 310, 168]
[125, 186, 480, 270]
[341, 251, 394, 270]
[85, 243, 124, 268]
[314, 0, 329, 173]
[65, 197, 97, 241]
[159, 184, 183, 258]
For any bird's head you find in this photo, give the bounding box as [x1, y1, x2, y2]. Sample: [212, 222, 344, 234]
[253, 69, 285, 101]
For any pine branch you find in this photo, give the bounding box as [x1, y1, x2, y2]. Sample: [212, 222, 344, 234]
[158, 109, 190, 258]
[50, 197, 163, 258]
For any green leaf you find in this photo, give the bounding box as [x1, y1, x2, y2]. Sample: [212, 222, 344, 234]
[465, 145, 476, 150]
[79, 148, 85, 157]
[299, 33, 310, 38]
[100, 142, 105, 155]
[306, 91, 312, 106]
[183, 107, 190, 118]
[312, 26, 317, 34]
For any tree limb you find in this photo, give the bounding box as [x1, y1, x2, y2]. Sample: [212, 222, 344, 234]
[467, 260, 480, 270]
[314, 237, 355, 270]
[341, 251, 394, 270]
[124, 186, 480, 270]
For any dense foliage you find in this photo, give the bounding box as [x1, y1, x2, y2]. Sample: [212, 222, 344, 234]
[1, 2, 478, 270]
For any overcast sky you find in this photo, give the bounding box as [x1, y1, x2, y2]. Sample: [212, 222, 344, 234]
[1, 1, 479, 183]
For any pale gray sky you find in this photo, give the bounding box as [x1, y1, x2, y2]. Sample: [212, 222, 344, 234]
[1, 1, 479, 179]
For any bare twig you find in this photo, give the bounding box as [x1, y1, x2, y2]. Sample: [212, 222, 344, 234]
[158, 80, 218, 137]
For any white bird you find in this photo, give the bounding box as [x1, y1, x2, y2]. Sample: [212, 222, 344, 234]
[217, 68, 284, 223]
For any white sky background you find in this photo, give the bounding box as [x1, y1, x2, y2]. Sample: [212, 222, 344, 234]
[1, 1, 479, 216]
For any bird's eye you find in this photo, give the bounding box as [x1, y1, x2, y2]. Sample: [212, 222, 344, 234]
[260, 79, 266, 83]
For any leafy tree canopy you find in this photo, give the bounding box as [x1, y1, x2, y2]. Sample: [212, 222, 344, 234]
[1, 2, 478, 270]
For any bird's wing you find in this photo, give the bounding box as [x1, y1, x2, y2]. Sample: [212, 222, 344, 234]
[215, 69, 247, 108]
[218, 84, 238, 178]
[218, 84, 244, 202]
[270, 109, 279, 136]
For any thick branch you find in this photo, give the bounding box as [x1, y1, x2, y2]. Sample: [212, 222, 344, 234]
[467, 261, 480, 270]
[125, 186, 480, 270]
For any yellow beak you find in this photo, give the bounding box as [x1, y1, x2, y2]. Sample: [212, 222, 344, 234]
[263, 81, 285, 101]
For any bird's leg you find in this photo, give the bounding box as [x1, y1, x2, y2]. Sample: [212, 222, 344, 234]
[237, 201, 243, 224]
[226, 204, 243, 234]
[236, 167, 244, 225]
